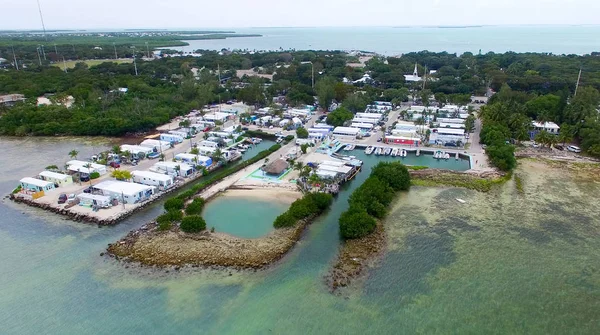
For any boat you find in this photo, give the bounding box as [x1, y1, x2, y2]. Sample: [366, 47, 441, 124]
[455, 152, 459, 160]
[456, 198, 466, 204]
[391, 148, 399, 156]
[401, 149, 407, 157]
[444, 152, 450, 160]
[344, 144, 355, 151]
[375, 147, 383, 155]
[365, 146, 375, 155]
[384, 147, 392, 156]
[416, 149, 420, 156]
[434, 150, 443, 159]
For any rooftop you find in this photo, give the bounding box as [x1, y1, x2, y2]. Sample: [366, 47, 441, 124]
[20, 177, 54, 187]
[39, 171, 71, 180]
[263, 159, 289, 175]
[93, 180, 154, 196]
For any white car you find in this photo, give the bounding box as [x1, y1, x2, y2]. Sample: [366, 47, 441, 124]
[567, 145, 581, 153]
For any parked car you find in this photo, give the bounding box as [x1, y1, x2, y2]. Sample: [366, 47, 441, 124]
[203, 127, 211, 132]
[242, 127, 249, 131]
[58, 193, 68, 204]
[567, 145, 581, 153]
[83, 187, 93, 194]
[109, 161, 120, 169]
[147, 152, 160, 159]
[377, 137, 383, 142]
[80, 174, 90, 182]
[554, 144, 564, 151]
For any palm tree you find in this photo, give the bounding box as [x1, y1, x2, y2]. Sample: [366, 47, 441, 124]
[68, 149, 79, 160]
[111, 145, 121, 155]
[190, 147, 200, 155]
[294, 161, 303, 171]
[123, 150, 132, 162]
[83, 163, 93, 187]
[212, 148, 224, 163]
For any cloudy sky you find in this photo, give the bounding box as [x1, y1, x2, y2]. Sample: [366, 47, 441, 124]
[2, 0, 599, 30]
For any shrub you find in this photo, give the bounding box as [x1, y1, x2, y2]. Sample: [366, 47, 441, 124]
[244, 130, 277, 140]
[273, 212, 297, 228]
[296, 127, 309, 138]
[164, 198, 185, 212]
[89, 172, 100, 179]
[305, 192, 334, 212]
[284, 135, 295, 142]
[157, 220, 172, 231]
[371, 161, 411, 191]
[339, 208, 377, 239]
[486, 144, 517, 171]
[180, 215, 206, 233]
[185, 198, 205, 215]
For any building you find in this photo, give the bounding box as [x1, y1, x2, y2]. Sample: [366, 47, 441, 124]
[131, 171, 174, 190]
[355, 112, 383, 120]
[203, 112, 231, 122]
[174, 153, 212, 167]
[350, 122, 374, 131]
[385, 135, 421, 146]
[120, 145, 154, 158]
[39, 171, 73, 187]
[139, 139, 171, 152]
[160, 133, 184, 143]
[352, 117, 379, 124]
[92, 180, 155, 204]
[20, 177, 56, 193]
[66, 160, 107, 175]
[429, 128, 466, 146]
[0, 94, 26, 107]
[404, 63, 422, 82]
[532, 121, 560, 134]
[438, 123, 465, 129]
[262, 159, 289, 176]
[77, 193, 112, 207]
[333, 127, 360, 137]
[151, 162, 194, 177]
[316, 160, 354, 180]
[437, 118, 465, 124]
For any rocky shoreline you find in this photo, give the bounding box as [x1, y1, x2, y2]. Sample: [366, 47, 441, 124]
[326, 222, 386, 292]
[409, 168, 507, 192]
[106, 216, 315, 269]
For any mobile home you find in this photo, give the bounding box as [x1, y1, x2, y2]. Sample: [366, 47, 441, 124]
[139, 139, 171, 152]
[160, 133, 184, 143]
[152, 162, 194, 177]
[38, 171, 73, 187]
[66, 160, 107, 175]
[20, 177, 56, 193]
[93, 180, 155, 204]
[131, 171, 174, 190]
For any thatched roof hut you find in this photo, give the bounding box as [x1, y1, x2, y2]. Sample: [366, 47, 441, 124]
[263, 159, 289, 175]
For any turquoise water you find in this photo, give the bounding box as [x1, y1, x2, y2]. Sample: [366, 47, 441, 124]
[174, 26, 600, 55]
[1, 137, 600, 334]
[349, 149, 472, 171]
[202, 195, 289, 238]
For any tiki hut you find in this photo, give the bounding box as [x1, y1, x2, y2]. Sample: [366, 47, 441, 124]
[263, 159, 289, 176]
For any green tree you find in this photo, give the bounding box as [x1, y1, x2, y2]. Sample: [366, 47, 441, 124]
[296, 127, 309, 139]
[370, 162, 411, 191]
[180, 215, 207, 233]
[68, 149, 79, 160]
[190, 147, 200, 155]
[164, 198, 185, 212]
[325, 107, 354, 127]
[557, 123, 575, 146]
[339, 208, 377, 240]
[315, 77, 336, 112]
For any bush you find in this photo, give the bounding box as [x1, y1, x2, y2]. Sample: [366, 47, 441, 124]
[273, 212, 297, 228]
[296, 127, 309, 138]
[487, 144, 516, 171]
[164, 198, 185, 212]
[245, 130, 277, 140]
[185, 198, 205, 215]
[89, 172, 100, 179]
[180, 215, 206, 233]
[339, 208, 377, 239]
[284, 135, 295, 142]
[371, 161, 411, 191]
[305, 192, 334, 212]
[157, 220, 172, 231]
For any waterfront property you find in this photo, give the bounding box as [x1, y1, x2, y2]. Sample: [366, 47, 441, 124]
[151, 161, 194, 177]
[38, 171, 73, 187]
[160, 133, 184, 143]
[333, 127, 361, 138]
[131, 171, 174, 190]
[76, 193, 112, 208]
[66, 160, 108, 175]
[139, 139, 171, 152]
[120, 145, 154, 159]
[175, 153, 213, 167]
[19, 177, 56, 194]
[92, 180, 155, 204]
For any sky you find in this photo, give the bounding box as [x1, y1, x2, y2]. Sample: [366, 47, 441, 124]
[1, 0, 599, 30]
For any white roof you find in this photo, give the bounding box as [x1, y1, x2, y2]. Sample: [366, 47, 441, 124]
[351, 123, 374, 129]
[439, 123, 465, 129]
[77, 193, 111, 202]
[292, 117, 302, 123]
[154, 161, 193, 170]
[316, 170, 339, 178]
[39, 171, 71, 180]
[20, 177, 54, 187]
[140, 139, 171, 147]
[434, 128, 465, 135]
[93, 180, 154, 196]
[333, 127, 360, 135]
[121, 145, 154, 154]
[319, 164, 352, 174]
[131, 170, 173, 182]
[437, 118, 465, 124]
[66, 160, 106, 170]
[321, 160, 345, 167]
[352, 117, 378, 124]
[532, 121, 560, 129]
[68, 165, 94, 174]
[355, 113, 382, 119]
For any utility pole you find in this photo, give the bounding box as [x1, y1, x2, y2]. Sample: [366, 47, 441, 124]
[54, 44, 58, 55]
[312, 62, 314, 89]
[36, 0, 47, 41]
[41, 45, 46, 60]
[11, 45, 19, 70]
[132, 47, 138, 76]
[574, 68, 582, 96]
[145, 41, 150, 58]
[36, 46, 42, 66]
[218, 63, 221, 84]
[113, 43, 118, 59]
[62, 56, 67, 73]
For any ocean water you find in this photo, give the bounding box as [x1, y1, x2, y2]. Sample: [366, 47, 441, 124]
[173, 26, 600, 55]
[1, 137, 600, 334]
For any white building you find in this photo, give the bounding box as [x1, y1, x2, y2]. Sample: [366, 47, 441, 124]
[352, 117, 379, 124]
[203, 112, 230, 122]
[404, 63, 422, 82]
[355, 112, 383, 120]
[333, 127, 360, 137]
[20, 177, 56, 193]
[350, 122, 374, 130]
[532, 121, 560, 134]
[39, 171, 73, 187]
[160, 133, 184, 143]
[139, 139, 171, 152]
[131, 171, 174, 190]
[120, 145, 154, 158]
[66, 160, 107, 175]
[175, 153, 213, 167]
[151, 162, 194, 177]
[92, 180, 155, 204]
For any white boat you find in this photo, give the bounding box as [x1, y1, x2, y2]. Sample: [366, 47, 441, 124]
[384, 147, 392, 156]
[375, 147, 383, 155]
[434, 150, 443, 159]
[416, 149, 420, 156]
[401, 149, 407, 157]
[456, 198, 466, 204]
[391, 148, 399, 156]
[365, 146, 375, 155]
[455, 152, 459, 160]
[344, 144, 355, 151]
[444, 152, 450, 160]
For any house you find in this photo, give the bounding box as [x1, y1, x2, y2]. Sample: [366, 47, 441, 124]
[0, 94, 26, 107]
[355, 112, 383, 120]
[20, 177, 56, 193]
[77, 193, 112, 207]
[131, 171, 174, 190]
[203, 112, 231, 122]
[199, 140, 219, 148]
[66, 160, 107, 175]
[39, 171, 73, 187]
[532, 121, 560, 134]
[168, 130, 191, 139]
[139, 139, 171, 152]
[151, 162, 194, 177]
[263, 159, 289, 176]
[174, 153, 213, 167]
[350, 122, 374, 131]
[385, 135, 421, 146]
[92, 180, 155, 204]
[429, 128, 466, 146]
[160, 133, 184, 143]
[37, 95, 75, 108]
[332, 127, 360, 137]
[120, 145, 155, 159]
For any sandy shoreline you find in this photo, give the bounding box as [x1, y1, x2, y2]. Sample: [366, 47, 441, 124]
[222, 187, 302, 204]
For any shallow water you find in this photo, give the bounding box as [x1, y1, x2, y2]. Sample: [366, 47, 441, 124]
[1, 137, 599, 334]
[201, 195, 289, 238]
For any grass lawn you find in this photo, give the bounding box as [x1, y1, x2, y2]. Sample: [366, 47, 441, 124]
[51, 59, 133, 69]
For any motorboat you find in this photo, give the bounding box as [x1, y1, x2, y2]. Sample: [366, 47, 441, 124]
[375, 147, 383, 155]
[434, 150, 443, 159]
[444, 152, 450, 160]
[391, 148, 399, 157]
[365, 146, 375, 155]
[344, 144, 355, 151]
[416, 149, 420, 156]
[384, 147, 392, 156]
[401, 149, 407, 157]
[455, 152, 460, 160]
